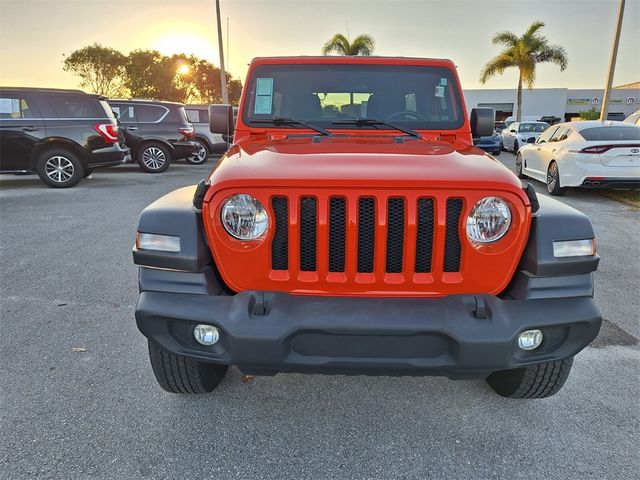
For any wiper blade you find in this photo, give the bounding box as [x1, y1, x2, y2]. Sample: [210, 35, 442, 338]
[252, 117, 332, 136]
[331, 118, 421, 139]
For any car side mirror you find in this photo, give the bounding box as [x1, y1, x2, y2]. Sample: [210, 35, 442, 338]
[209, 104, 235, 139]
[509, 129, 517, 133]
[526, 137, 536, 143]
[470, 107, 495, 138]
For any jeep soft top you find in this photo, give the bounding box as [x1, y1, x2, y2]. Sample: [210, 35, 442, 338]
[132, 56, 601, 398]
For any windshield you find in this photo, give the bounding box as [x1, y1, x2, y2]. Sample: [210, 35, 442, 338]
[519, 123, 549, 133]
[243, 64, 464, 131]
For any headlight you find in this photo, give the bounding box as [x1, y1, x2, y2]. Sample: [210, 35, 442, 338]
[466, 196, 511, 243]
[221, 194, 268, 240]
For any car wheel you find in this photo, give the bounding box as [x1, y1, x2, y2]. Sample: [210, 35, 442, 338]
[138, 143, 170, 173]
[515, 153, 527, 178]
[36, 148, 84, 188]
[147, 340, 228, 394]
[546, 161, 567, 196]
[493, 150, 501, 156]
[486, 357, 574, 399]
[186, 140, 210, 165]
[513, 140, 519, 154]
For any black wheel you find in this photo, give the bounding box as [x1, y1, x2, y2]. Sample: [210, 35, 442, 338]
[186, 140, 210, 165]
[515, 152, 527, 178]
[486, 357, 574, 399]
[137, 143, 170, 173]
[546, 161, 567, 196]
[492, 150, 501, 156]
[83, 168, 94, 178]
[147, 340, 228, 394]
[36, 148, 84, 188]
[513, 140, 519, 154]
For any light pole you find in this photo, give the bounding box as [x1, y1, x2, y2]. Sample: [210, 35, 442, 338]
[600, 0, 625, 122]
[215, 0, 229, 104]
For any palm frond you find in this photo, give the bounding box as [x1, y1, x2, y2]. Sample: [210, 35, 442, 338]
[321, 34, 350, 55]
[492, 31, 519, 47]
[348, 34, 375, 55]
[524, 21, 545, 39]
[479, 52, 517, 84]
[536, 45, 569, 71]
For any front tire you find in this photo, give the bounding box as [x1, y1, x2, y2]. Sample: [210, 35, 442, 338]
[137, 143, 170, 173]
[546, 161, 567, 196]
[486, 358, 574, 399]
[36, 148, 84, 188]
[147, 340, 228, 394]
[186, 140, 210, 165]
[515, 152, 527, 178]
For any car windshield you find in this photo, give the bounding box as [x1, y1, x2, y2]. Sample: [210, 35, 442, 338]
[519, 123, 549, 133]
[579, 126, 640, 141]
[243, 64, 464, 131]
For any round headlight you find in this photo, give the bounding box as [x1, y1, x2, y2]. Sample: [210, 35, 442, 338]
[466, 196, 511, 243]
[221, 194, 268, 240]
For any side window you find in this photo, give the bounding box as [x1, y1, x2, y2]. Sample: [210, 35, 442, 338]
[111, 104, 136, 122]
[136, 105, 166, 122]
[186, 109, 208, 123]
[46, 95, 101, 118]
[0, 96, 36, 119]
[550, 127, 568, 142]
[537, 126, 558, 144]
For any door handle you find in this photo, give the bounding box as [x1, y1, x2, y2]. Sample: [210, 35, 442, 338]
[126, 126, 139, 131]
[22, 126, 39, 132]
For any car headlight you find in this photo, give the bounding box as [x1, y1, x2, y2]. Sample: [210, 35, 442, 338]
[466, 196, 511, 243]
[221, 194, 269, 240]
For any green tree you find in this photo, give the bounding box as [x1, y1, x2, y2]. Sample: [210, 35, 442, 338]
[63, 43, 127, 97]
[125, 50, 186, 102]
[321, 33, 375, 56]
[479, 21, 568, 123]
[579, 107, 600, 120]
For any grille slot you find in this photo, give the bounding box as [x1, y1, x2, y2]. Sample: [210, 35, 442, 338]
[385, 198, 405, 273]
[328, 198, 346, 272]
[357, 197, 376, 273]
[271, 197, 289, 270]
[444, 198, 463, 272]
[299, 197, 317, 271]
[415, 198, 434, 273]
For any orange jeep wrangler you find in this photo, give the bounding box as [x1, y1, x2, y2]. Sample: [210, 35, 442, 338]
[133, 56, 601, 398]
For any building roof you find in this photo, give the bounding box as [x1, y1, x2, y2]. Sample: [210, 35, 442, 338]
[614, 81, 640, 89]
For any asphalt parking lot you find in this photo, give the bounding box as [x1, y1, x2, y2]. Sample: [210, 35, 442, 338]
[1, 154, 639, 479]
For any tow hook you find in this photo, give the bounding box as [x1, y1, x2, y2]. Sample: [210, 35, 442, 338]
[473, 296, 489, 319]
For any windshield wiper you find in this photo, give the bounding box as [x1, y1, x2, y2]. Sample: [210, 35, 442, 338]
[252, 117, 332, 136]
[331, 118, 421, 139]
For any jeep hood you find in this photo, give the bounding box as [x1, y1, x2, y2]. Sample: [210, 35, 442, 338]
[209, 136, 525, 193]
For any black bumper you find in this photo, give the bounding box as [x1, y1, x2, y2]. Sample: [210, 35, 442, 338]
[170, 141, 198, 160]
[580, 178, 640, 189]
[87, 144, 130, 168]
[135, 284, 601, 379]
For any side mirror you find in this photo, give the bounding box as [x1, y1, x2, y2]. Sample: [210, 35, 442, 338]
[209, 104, 235, 140]
[526, 137, 536, 144]
[470, 107, 495, 138]
[509, 129, 517, 133]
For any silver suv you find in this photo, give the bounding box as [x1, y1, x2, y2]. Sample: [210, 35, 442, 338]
[185, 105, 229, 163]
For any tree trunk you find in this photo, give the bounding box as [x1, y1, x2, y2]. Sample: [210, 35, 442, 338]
[516, 71, 523, 123]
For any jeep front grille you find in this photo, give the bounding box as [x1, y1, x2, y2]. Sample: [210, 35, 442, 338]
[270, 194, 463, 277]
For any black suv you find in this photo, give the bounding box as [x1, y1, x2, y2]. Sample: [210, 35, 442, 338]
[0, 87, 129, 188]
[107, 99, 198, 173]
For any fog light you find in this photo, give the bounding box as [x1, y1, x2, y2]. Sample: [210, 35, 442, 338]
[518, 329, 543, 351]
[193, 324, 220, 346]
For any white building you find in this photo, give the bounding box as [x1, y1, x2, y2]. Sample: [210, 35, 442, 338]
[463, 84, 639, 122]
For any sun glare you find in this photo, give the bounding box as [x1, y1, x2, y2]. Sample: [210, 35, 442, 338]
[152, 33, 217, 62]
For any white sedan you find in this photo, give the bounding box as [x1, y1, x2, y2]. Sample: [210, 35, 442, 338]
[516, 121, 640, 196]
[501, 121, 550, 153]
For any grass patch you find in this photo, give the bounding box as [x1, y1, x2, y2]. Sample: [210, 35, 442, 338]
[600, 189, 640, 209]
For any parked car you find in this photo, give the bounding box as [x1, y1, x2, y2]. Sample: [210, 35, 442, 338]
[107, 99, 198, 173]
[503, 115, 541, 127]
[502, 121, 550, 153]
[473, 130, 502, 155]
[494, 121, 506, 133]
[624, 109, 640, 125]
[185, 105, 229, 163]
[133, 55, 601, 400]
[516, 120, 640, 195]
[0, 87, 129, 188]
[539, 115, 562, 125]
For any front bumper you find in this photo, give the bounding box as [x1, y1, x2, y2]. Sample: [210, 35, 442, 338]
[135, 277, 601, 378]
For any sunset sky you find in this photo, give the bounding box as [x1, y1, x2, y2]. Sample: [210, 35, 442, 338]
[0, 0, 638, 91]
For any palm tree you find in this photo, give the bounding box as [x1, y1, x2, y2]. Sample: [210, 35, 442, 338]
[321, 33, 375, 56]
[480, 21, 568, 122]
